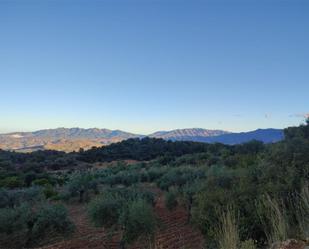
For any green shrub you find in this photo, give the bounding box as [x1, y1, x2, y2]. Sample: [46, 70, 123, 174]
[157, 167, 204, 190]
[33, 178, 50, 186]
[0, 197, 74, 248]
[0, 187, 43, 208]
[32, 204, 74, 242]
[192, 186, 233, 244]
[103, 187, 156, 206]
[0, 204, 33, 248]
[147, 167, 166, 182]
[0, 176, 23, 189]
[43, 184, 58, 199]
[121, 199, 156, 245]
[88, 194, 123, 228]
[65, 172, 98, 202]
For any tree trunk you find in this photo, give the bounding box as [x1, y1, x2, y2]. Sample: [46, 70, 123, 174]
[119, 240, 125, 249]
[79, 190, 84, 203]
[187, 196, 193, 223]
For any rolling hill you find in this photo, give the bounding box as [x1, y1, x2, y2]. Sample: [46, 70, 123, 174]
[170, 128, 284, 145]
[0, 128, 140, 152]
[149, 128, 229, 140]
[0, 127, 284, 152]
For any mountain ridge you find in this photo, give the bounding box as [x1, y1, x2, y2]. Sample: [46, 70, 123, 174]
[0, 127, 284, 152]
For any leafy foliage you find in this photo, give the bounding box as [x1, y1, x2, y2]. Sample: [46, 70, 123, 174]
[88, 193, 123, 228]
[120, 199, 156, 245]
[64, 172, 98, 202]
[0, 202, 74, 248]
[32, 204, 74, 241]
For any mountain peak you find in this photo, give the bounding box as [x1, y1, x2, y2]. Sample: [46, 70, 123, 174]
[149, 128, 229, 140]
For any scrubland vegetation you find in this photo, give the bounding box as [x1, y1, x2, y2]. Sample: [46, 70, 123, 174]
[0, 120, 308, 248]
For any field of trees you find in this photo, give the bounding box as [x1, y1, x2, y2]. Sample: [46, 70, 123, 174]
[0, 120, 308, 249]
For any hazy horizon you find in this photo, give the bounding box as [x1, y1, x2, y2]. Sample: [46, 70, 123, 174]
[0, 119, 307, 136]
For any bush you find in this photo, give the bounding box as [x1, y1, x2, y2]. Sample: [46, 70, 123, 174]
[147, 167, 166, 182]
[88, 193, 157, 247]
[43, 184, 58, 199]
[32, 178, 50, 186]
[0, 187, 43, 208]
[121, 199, 156, 245]
[103, 187, 156, 206]
[0, 176, 23, 189]
[65, 172, 98, 202]
[0, 202, 74, 248]
[32, 204, 74, 242]
[0, 204, 33, 248]
[157, 167, 204, 190]
[88, 194, 123, 228]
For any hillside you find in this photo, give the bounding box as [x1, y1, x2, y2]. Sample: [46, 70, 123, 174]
[0, 127, 284, 152]
[182, 128, 284, 144]
[0, 128, 141, 152]
[149, 128, 229, 139]
[0, 121, 308, 249]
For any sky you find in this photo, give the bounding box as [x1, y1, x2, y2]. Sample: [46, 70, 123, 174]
[0, 0, 308, 134]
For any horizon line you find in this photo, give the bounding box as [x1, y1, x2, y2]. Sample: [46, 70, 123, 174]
[0, 125, 288, 136]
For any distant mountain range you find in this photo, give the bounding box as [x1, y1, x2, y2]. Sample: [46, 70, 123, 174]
[148, 128, 228, 139]
[169, 128, 284, 144]
[0, 127, 284, 152]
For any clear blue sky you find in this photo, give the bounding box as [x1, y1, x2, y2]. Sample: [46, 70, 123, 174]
[0, 0, 308, 134]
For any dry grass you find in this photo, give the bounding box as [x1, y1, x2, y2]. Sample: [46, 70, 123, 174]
[257, 195, 289, 244]
[240, 239, 256, 249]
[294, 185, 309, 239]
[216, 207, 239, 249]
